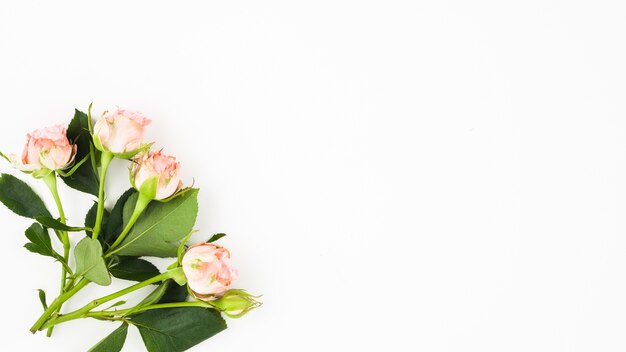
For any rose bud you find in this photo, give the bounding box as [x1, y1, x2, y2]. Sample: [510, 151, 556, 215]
[9, 124, 76, 177]
[210, 289, 262, 318]
[130, 150, 183, 200]
[182, 243, 238, 299]
[93, 108, 151, 157]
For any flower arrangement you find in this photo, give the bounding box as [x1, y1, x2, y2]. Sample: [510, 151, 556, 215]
[0, 105, 260, 351]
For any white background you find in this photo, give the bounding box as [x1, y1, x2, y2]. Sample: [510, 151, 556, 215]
[1, 1, 626, 351]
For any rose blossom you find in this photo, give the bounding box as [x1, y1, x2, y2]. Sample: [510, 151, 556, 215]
[93, 108, 151, 154]
[182, 243, 238, 299]
[9, 124, 76, 175]
[131, 150, 182, 200]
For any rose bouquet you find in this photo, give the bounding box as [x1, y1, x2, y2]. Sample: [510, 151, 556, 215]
[0, 105, 260, 351]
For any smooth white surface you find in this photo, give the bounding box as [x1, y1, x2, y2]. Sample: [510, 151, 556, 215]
[1, 1, 626, 351]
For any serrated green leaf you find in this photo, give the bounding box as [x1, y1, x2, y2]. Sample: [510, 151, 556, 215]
[207, 233, 226, 243]
[75, 237, 111, 286]
[158, 280, 189, 304]
[88, 323, 128, 352]
[0, 174, 51, 219]
[102, 189, 135, 249]
[35, 216, 91, 232]
[109, 257, 160, 282]
[115, 189, 199, 257]
[85, 201, 109, 238]
[24, 223, 54, 257]
[131, 307, 226, 352]
[61, 109, 99, 195]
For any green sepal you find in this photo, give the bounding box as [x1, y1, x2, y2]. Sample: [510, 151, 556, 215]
[31, 168, 53, 179]
[156, 185, 195, 203]
[137, 175, 158, 200]
[92, 132, 105, 153]
[210, 289, 262, 319]
[177, 230, 196, 265]
[87, 102, 94, 134]
[56, 153, 89, 177]
[97, 141, 153, 161]
[167, 267, 187, 286]
[207, 233, 226, 243]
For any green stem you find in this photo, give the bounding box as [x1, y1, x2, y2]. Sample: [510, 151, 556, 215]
[43, 172, 70, 337]
[105, 193, 151, 257]
[93, 301, 212, 318]
[92, 151, 114, 240]
[30, 279, 89, 333]
[41, 271, 174, 330]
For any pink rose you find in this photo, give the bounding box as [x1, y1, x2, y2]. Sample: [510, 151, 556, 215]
[9, 125, 76, 176]
[93, 108, 151, 155]
[182, 243, 238, 299]
[131, 150, 183, 200]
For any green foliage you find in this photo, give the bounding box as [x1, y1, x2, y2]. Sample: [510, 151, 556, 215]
[0, 174, 51, 218]
[74, 237, 111, 286]
[36, 216, 91, 232]
[85, 201, 109, 238]
[101, 189, 135, 249]
[24, 223, 54, 257]
[88, 323, 128, 352]
[109, 257, 160, 282]
[61, 109, 99, 195]
[115, 189, 199, 257]
[131, 307, 226, 352]
[158, 281, 189, 304]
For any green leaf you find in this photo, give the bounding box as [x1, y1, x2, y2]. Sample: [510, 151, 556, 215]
[109, 257, 160, 282]
[35, 216, 92, 232]
[38, 289, 47, 310]
[102, 189, 135, 249]
[158, 281, 189, 304]
[115, 189, 199, 257]
[207, 233, 226, 243]
[74, 237, 111, 286]
[86, 201, 110, 239]
[0, 174, 51, 218]
[88, 323, 128, 352]
[138, 281, 170, 307]
[24, 223, 54, 257]
[131, 307, 226, 352]
[61, 109, 99, 196]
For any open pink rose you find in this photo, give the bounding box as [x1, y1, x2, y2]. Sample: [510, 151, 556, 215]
[182, 243, 238, 299]
[93, 108, 151, 154]
[9, 124, 76, 175]
[131, 150, 183, 200]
